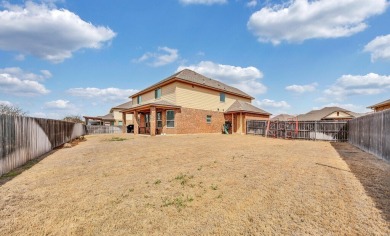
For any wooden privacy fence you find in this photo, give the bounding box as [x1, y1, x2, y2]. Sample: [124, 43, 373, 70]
[348, 109, 390, 161]
[247, 120, 348, 141]
[0, 115, 86, 176]
[86, 125, 122, 134]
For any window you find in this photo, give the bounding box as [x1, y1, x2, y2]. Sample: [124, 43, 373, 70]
[137, 96, 142, 104]
[206, 115, 212, 123]
[145, 114, 150, 127]
[166, 110, 175, 128]
[155, 88, 162, 99]
[118, 121, 123, 126]
[157, 112, 162, 128]
[220, 92, 225, 102]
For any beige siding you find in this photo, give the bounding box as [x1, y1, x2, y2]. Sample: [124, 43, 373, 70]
[176, 82, 251, 111]
[112, 110, 133, 125]
[132, 82, 177, 105]
[325, 111, 353, 119]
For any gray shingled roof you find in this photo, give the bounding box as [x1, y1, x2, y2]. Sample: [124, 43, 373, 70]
[271, 114, 295, 121]
[367, 99, 390, 109]
[110, 101, 133, 113]
[121, 100, 180, 113]
[112, 101, 133, 109]
[98, 113, 115, 120]
[225, 100, 271, 115]
[131, 69, 253, 99]
[296, 107, 359, 121]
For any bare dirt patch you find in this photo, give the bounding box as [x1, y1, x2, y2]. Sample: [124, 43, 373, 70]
[0, 134, 389, 235]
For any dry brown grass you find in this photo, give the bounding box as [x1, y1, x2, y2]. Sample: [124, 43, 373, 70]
[0, 134, 389, 235]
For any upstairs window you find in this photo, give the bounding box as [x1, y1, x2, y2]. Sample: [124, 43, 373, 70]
[166, 110, 175, 128]
[137, 96, 142, 104]
[220, 92, 225, 102]
[155, 88, 162, 99]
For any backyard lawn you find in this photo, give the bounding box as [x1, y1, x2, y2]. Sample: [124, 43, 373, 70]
[0, 134, 389, 235]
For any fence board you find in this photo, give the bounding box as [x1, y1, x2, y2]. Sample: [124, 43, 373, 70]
[0, 115, 86, 176]
[348, 110, 390, 161]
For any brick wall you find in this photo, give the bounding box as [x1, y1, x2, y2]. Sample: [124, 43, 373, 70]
[162, 107, 225, 134]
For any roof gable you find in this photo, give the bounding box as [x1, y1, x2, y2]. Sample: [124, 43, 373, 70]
[297, 106, 357, 121]
[225, 100, 271, 115]
[367, 99, 390, 109]
[131, 69, 253, 99]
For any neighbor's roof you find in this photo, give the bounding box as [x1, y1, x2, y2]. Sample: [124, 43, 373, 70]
[225, 100, 271, 115]
[110, 101, 133, 112]
[271, 114, 295, 121]
[367, 99, 390, 109]
[296, 107, 360, 121]
[130, 69, 254, 99]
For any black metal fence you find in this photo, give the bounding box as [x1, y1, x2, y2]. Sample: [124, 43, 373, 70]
[247, 120, 348, 141]
[349, 109, 390, 161]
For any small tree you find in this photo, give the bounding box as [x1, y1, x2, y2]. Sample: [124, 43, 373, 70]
[0, 104, 27, 116]
[63, 115, 84, 124]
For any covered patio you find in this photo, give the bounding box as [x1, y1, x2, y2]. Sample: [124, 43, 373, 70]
[120, 101, 181, 136]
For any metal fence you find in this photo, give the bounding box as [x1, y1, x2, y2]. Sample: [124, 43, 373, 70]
[247, 120, 348, 141]
[86, 125, 122, 134]
[0, 115, 86, 176]
[348, 109, 390, 161]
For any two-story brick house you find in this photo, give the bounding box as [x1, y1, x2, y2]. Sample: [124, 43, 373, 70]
[120, 69, 271, 135]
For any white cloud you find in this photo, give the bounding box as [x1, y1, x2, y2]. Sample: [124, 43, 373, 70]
[0, 73, 50, 96]
[323, 73, 390, 101]
[177, 61, 267, 95]
[133, 47, 179, 67]
[0, 1, 116, 63]
[179, 0, 227, 5]
[0, 67, 51, 81]
[45, 100, 72, 109]
[247, 0, 257, 7]
[285, 83, 317, 93]
[247, 0, 388, 45]
[255, 99, 290, 108]
[67, 87, 138, 102]
[0, 100, 12, 106]
[364, 34, 390, 62]
[14, 54, 25, 61]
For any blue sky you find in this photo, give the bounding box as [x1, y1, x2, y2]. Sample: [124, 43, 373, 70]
[0, 0, 389, 118]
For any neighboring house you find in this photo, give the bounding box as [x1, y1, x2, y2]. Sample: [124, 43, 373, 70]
[110, 101, 133, 126]
[84, 113, 116, 126]
[367, 99, 390, 112]
[271, 114, 295, 121]
[84, 101, 133, 126]
[296, 107, 361, 121]
[121, 69, 271, 135]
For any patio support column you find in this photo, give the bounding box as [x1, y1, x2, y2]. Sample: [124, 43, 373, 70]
[240, 112, 243, 134]
[134, 111, 139, 135]
[231, 114, 234, 134]
[150, 106, 156, 136]
[122, 112, 126, 133]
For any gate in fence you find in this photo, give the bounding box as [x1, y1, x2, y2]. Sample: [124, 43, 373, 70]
[246, 120, 348, 142]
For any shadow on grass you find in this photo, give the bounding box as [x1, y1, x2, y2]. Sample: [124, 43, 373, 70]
[0, 149, 58, 187]
[331, 142, 390, 223]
